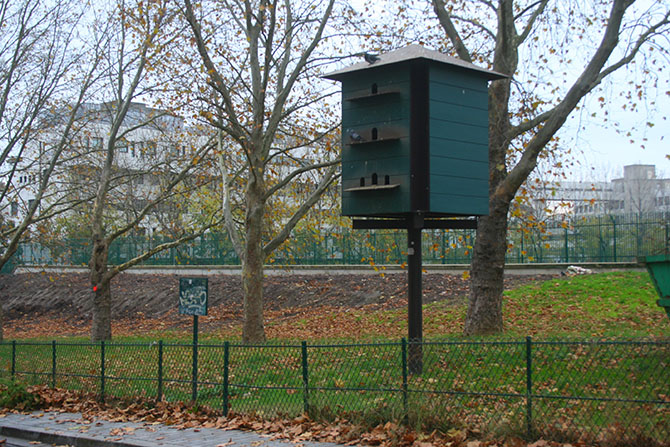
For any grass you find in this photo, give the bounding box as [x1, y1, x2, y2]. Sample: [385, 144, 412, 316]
[264, 271, 670, 341]
[500, 271, 668, 338]
[1, 271, 669, 445]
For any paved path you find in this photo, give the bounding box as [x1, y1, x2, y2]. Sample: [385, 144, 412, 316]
[0, 411, 341, 447]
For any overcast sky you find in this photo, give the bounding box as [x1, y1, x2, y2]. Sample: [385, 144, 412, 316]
[562, 80, 669, 181]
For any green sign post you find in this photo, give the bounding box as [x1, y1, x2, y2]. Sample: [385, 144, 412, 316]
[179, 277, 208, 401]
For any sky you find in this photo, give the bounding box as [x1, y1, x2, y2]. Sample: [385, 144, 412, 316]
[563, 86, 669, 181]
[522, 0, 670, 182]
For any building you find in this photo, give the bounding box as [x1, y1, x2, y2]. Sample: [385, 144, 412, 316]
[538, 164, 670, 217]
[1, 102, 209, 238]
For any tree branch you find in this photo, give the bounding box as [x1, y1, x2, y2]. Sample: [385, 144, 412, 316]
[432, 0, 472, 62]
[503, 0, 637, 199]
[263, 165, 338, 255]
[516, 0, 548, 45]
[263, 157, 340, 201]
[106, 214, 222, 279]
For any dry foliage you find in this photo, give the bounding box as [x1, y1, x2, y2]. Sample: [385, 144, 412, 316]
[0, 386, 602, 447]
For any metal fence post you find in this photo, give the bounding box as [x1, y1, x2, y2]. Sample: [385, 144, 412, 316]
[11, 340, 16, 379]
[525, 336, 533, 438]
[192, 316, 198, 403]
[401, 338, 408, 420]
[612, 219, 617, 262]
[301, 341, 309, 414]
[100, 340, 106, 403]
[157, 340, 163, 401]
[223, 341, 230, 416]
[51, 340, 56, 388]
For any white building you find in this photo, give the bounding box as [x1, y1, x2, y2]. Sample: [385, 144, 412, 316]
[1, 102, 208, 237]
[538, 164, 670, 216]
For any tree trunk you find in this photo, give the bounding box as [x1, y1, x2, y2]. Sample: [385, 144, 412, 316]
[242, 174, 266, 343]
[465, 198, 511, 335]
[90, 239, 112, 341]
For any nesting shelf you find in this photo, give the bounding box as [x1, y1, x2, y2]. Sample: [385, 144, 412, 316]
[343, 184, 400, 193]
[344, 90, 401, 102]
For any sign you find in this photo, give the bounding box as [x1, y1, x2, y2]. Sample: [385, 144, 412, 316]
[179, 277, 208, 316]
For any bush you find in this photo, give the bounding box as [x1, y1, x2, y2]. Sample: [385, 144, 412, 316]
[0, 378, 43, 410]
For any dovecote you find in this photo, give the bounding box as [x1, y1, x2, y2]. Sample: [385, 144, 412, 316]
[324, 45, 506, 218]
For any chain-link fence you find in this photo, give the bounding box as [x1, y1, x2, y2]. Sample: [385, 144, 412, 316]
[6, 213, 670, 270]
[1, 338, 668, 445]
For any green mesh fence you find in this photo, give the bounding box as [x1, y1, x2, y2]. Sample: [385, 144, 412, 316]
[6, 213, 670, 269]
[0, 338, 668, 446]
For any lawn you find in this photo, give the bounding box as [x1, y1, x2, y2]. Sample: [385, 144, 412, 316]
[265, 271, 670, 341]
[1, 271, 669, 446]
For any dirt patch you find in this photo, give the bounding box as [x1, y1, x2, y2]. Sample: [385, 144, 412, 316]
[0, 271, 556, 337]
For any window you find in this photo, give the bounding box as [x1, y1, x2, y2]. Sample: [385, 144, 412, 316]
[117, 139, 128, 153]
[10, 201, 18, 216]
[92, 137, 103, 149]
[146, 142, 157, 157]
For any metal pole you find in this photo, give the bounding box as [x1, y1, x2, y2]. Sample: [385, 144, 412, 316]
[51, 340, 56, 388]
[526, 336, 533, 438]
[192, 315, 198, 403]
[401, 338, 408, 420]
[223, 341, 230, 416]
[100, 341, 106, 403]
[301, 341, 309, 413]
[612, 220, 617, 262]
[11, 340, 16, 379]
[407, 225, 423, 375]
[441, 231, 446, 264]
[157, 340, 163, 401]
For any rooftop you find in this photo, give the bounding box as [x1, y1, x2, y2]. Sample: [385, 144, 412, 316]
[323, 44, 506, 80]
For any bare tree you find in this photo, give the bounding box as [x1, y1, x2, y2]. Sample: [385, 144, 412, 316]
[179, 0, 341, 342]
[83, 0, 221, 341]
[0, 0, 103, 341]
[428, 0, 670, 334]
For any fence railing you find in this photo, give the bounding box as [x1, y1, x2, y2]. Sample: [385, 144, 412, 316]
[5, 213, 670, 271]
[1, 338, 668, 446]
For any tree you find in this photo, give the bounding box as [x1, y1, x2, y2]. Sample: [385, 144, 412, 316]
[83, 0, 221, 341]
[427, 0, 670, 334]
[0, 0, 103, 341]
[179, 0, 341, 342]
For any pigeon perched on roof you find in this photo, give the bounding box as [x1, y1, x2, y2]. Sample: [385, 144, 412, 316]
[347, 128, 365, 143]
[363, 53, 380, 64]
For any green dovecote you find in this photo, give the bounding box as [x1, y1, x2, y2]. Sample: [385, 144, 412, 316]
[324, 45, 505, 218]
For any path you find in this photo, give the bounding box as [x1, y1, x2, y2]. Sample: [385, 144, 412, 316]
[0, 411, 341, 447]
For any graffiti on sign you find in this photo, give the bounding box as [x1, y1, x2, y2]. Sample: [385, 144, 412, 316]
[179, 277, 208, 316]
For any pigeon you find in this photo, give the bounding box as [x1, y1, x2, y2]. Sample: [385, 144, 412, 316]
[347, 128, 365, 143]
[364, 52, 380, 64]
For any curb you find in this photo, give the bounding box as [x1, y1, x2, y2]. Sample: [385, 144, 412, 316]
[0, 425, 151, 447]
[12, 261, 644, 276]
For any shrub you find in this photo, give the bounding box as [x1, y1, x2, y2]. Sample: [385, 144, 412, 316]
[0, 378, 43, 410]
